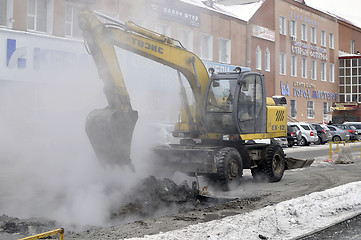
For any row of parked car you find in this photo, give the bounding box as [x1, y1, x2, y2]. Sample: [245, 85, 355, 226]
[273, 121, 361, 148]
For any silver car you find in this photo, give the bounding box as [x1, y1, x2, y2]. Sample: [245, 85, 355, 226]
[327, 125, 350, 142]
[288, 122, 318, 146]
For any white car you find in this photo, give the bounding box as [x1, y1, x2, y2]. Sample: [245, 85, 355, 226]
[288, 122, 318, 146]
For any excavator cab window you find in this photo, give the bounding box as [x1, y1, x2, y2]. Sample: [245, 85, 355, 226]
[205, 78, 239, 133]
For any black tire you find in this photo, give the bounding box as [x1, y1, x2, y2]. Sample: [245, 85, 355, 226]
[298, 137, 307, 146]
[315, 136, 321, 145]
[251, 144, 285, 182]
[287, 139, 294, 147]
[215, 147, 243, 190]
[333, 136, 341, 142]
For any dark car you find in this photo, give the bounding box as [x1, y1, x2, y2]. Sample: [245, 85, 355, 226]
[287, 125, 301, 147]
[312, 123, 332, 145]
[327, 125, 350, 142]
[332, 124, 359, 141]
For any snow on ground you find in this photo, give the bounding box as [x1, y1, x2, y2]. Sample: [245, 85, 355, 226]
[125, 181, 361, 240]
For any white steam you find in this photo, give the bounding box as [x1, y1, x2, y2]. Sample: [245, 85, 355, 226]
[0, 46, 182, 230]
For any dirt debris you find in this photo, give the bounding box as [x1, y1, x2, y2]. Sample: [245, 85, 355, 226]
[110, 176, 199, 221]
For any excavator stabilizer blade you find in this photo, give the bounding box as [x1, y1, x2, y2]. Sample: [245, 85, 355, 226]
[85, 108, 138, 166]
[285, 157, 314, 169]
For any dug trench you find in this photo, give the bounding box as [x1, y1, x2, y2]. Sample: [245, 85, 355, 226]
[0, 175, 243, 239]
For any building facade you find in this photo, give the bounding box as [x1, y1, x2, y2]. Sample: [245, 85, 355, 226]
[1, 0, 361, 125]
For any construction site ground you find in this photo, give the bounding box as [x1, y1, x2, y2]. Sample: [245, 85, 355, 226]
[1, 144, 361, 239]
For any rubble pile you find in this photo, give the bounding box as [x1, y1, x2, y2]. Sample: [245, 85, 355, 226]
[111, 176, 199, 221]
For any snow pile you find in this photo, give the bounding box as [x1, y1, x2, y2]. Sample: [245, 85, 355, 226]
[126, 181, 361, 240]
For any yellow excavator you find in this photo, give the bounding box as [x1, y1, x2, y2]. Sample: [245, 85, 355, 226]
[78, 7, 292, 188]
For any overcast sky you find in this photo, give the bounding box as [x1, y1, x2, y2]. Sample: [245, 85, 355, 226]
[305, 0, 361, 28]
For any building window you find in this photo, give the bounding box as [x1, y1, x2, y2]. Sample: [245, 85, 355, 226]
[27, 0, 53, 33]
[290, 99, 297, 118]
[323, 102, 328, 115]
[179, 28, 193, 51]
[155, 24, 171, 36]
[311, 60, 317, 80]
[256, 45, 262, 70]
[290, 20, 297, 37]
[329, 33, 334, 49]
[329, 63, 334, 83]
[265, 48, 270, 71]
[321, 62, 326, 81]
[279, 16, 286, 35]
[307, 101, 314, 118]
[351, 40, 355, 54]
[65, 3, 81, 38]
[301, 24, 307, 41]
[0, 0, 11, 27]
[291, 55, 297, 77]
[310, 27, 316, 44]
[219, 38, 231, 63]
[279, 53, 286, 75]
[200, 33, 213, 60]
[321, 30, 326, 47]
[301, 58, 307, 78]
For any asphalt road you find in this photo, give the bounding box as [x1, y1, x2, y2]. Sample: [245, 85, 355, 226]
[67, 142, 361, 239]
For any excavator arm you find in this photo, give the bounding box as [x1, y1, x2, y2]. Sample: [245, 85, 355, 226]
[78, 7, 209, 166]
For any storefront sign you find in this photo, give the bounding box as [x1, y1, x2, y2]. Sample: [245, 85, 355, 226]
[251, 24, 275, 42]
[150, 0, 200, 27]
[0, 29, 93, 82]
[291, 41, 327, 60]
[333, 102, 358, 110]
[280, 81, 338, 101]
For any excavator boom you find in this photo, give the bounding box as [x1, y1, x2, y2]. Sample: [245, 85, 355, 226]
[79, 7, 208, 166]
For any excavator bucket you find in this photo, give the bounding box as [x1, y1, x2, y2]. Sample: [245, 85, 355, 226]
[85, 108, 138, 167]
[285, 157, 314, 170]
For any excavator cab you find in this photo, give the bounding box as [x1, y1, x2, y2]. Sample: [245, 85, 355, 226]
[204, 69, 267, 135]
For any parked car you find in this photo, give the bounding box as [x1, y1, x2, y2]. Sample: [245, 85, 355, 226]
[311, 123, 332, 145]
[286, 125, 301, 147]
[331, 124, 359, 140]
[343, 122, 361, 137]
[327, 125, 350, 142]
[288, 122, 318, 146]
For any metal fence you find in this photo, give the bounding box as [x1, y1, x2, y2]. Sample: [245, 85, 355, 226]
[18, 228, 64, 240]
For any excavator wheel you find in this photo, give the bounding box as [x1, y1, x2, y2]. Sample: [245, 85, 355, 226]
[214, 147, 243, 190]
[251, 144, 285, 183]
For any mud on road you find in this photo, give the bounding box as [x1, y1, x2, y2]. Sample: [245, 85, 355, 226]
[2, 146, 361, 240]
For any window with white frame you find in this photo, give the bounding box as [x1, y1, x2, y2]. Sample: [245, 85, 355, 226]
[323, 102, 328, 115]
[256, 45, 262, 70]
[0, 0, 9, 26]
[179, 28, 193, 51]
[290, 99, 296, 118]
[265, 48, 270, 71]
[65, 2, 81, 38]
[311, 60, 316, 80]
[329, 63, 334, 83]
[310, 27, 316, 44]
[200, 33, 213, 60]
[351, 40, 355, 54]
[27, 0, 53, 33]
[321, 30, 326, 47]
[279, 16, 286, 35]
[279, 53, 286, 75]
[307, 101, 314, 118]
[155, 24, 171, 36]
[301, 24, 307, 41]
[329, 33, 334, 49]
[291, 55, 297, 77]
[290, 20, 297, 37]
[301, 57, 307, 78]
[321, 62, 326, 81]
[219, 38, 231, 63]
